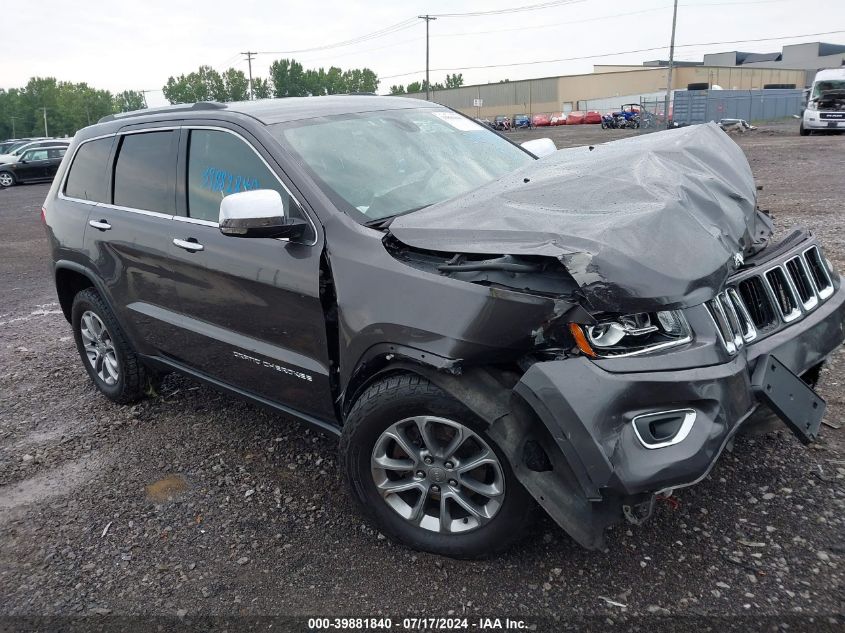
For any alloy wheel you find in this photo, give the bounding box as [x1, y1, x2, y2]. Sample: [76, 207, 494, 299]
[0, 172, 13, 187]
[80, 310, 119, 386]
[371, 416, 505, 534]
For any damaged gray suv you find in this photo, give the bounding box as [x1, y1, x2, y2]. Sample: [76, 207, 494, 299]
[44, 96, 845, 558]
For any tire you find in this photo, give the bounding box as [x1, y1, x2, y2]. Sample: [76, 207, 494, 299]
[340, 373, 535, 559]
[71, 288, 148, 404]
[0, 171, 15, 188]
[799, 123, 810, 136]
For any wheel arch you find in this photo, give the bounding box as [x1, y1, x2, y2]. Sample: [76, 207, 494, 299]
[54, 261, 111, 324]
[343, 358, 620, 550]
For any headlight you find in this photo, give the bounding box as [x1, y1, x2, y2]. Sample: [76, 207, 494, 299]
[806, 100, 818, 111]
[569, 311, 692, 358]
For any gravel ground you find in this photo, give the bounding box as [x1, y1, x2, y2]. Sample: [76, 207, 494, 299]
[0, 121, 843, 631]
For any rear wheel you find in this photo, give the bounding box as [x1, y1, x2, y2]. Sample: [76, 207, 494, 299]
[71, 288, 148, 404]
[340, 374, 535, 559]
[0, 171, 15, 187]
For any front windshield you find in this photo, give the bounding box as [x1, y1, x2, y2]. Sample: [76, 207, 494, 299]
[813, 80, 845, 99]
[271, 108, 534, 222]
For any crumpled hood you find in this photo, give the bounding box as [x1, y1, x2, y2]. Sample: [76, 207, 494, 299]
[389, 122, 769, 312]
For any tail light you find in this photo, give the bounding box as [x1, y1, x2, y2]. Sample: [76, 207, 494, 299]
[41, 206, 46, 224]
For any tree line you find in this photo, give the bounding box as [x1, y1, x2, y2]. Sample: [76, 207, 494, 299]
[389, 74, 464, 95]
[0, 78, 147, 140]
[162, 58, 379, 104]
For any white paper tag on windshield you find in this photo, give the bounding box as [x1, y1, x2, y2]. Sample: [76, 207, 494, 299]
[432, 111, 483, 131]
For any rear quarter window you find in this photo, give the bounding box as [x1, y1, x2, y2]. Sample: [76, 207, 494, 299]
[64, 137, 114, 203]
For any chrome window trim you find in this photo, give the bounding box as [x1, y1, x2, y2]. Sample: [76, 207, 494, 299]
[632, 409, 697, 450]
[56, 125, 320, 247]
[803, 245, 834, 300]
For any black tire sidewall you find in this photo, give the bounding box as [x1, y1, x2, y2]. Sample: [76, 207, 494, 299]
[71, 290, 129, 401]
[342, 376, 534, 559]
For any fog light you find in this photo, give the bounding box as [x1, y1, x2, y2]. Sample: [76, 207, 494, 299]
[632, 409, 696, 449]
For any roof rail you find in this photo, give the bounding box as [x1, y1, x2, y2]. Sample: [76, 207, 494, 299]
[98, 101, 227, 124]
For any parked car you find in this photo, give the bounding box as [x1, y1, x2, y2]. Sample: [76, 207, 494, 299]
[531, 113, 551, 127]
[0, 146, 67, 187]
[583, 111, 602, 124]
[513, 114, 531, 129]
[565, 111, 586, 125]
[0, 138, 70, 165]
[800, 68, 845, 136]
[43, 97, 844, 558]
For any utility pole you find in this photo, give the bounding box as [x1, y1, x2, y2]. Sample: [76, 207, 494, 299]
[10, 116, 19, 138]
[40, 108, 49, 137]
[664, 0, 679, 128]
[418, 15, 436, 100]
[241, 51, 257, 100]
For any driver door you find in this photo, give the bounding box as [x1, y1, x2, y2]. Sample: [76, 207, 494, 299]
[16, 149, 50, 181]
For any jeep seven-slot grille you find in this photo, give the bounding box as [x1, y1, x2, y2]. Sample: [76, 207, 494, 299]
[707, 245, 834, 355]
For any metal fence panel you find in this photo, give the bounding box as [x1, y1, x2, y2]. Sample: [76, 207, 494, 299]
[669, 89, 803, 125]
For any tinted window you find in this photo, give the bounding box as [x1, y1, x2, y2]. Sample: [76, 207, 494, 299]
[114, 131, 176, 213]
[23, 149, 49, 161]
[186, 129, 297, 224]
[65, 137, 113, 202]
[48, 148, 67, 159]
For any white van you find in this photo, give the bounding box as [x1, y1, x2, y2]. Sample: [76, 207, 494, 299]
[801, 68, 845, 135]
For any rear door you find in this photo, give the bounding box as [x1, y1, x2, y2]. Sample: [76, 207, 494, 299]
[46, 148, 66, 180]
[165, 124, 335, 420]
[84, 127, 188, 355]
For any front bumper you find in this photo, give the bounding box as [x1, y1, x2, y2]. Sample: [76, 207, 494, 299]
[803, 110, 845, 129]
[512, 245, 845, 547]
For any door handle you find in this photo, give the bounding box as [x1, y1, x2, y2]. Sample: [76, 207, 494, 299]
[88, 219, 111, 231]
[173, 238, 204, 252]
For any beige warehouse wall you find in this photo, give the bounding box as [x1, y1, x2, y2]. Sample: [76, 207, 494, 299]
[405, 66, 807, 118]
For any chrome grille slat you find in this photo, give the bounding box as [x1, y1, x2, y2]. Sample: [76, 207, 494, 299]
[707, 244, 835, 355]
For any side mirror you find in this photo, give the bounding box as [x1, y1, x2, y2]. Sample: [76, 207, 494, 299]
[219, 189, 307, 240]
[521, 138, 557, 158]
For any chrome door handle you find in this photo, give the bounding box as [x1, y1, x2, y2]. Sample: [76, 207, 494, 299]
[88, 219, 111, 231]
[173, 238, 204, 252]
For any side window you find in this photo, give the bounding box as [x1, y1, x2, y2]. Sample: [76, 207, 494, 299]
[65, 137, 113, 202]
[24, 149, 49, 161]
[113, 131, 177, 213]
[49, 148, 67, 160]
[186, 129, 301, 225]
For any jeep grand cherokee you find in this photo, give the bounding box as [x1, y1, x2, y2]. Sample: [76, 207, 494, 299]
[43, 96, 845, 558]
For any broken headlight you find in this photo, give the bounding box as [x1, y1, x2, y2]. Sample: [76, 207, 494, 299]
[570, 311, 692, 358]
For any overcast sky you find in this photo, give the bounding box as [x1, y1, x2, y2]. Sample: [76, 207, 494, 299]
[3, 0, 844, 106]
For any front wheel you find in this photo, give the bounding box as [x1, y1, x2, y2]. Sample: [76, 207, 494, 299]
[340, 374, 535, 558]
[799, 123, 810, 136]
[0, 171, 16, 187]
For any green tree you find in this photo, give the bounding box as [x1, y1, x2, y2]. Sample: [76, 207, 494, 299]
[221, 68, 249, 101]
[270, 59, 309, 97]
[389, 85, 406, 95]
[444, 73, 464, 89]
[163, 65, 226, 104]
[114, 90, 147, 112]
[342, 68, 378, 93]
[406, 81, 422, 94]
[252, 77, 272, 99]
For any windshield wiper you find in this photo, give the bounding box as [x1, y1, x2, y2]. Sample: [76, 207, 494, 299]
[437, 255, 542, 273]
[364, 205, 430, 230]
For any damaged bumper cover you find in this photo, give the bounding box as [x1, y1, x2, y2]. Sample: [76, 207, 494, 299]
[507, 245, 845, 550]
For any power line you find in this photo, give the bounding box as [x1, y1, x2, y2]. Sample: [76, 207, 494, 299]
[380, 29, 845, 79]
[256, 18, 419, 55]
[430, 0, 585, 18]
